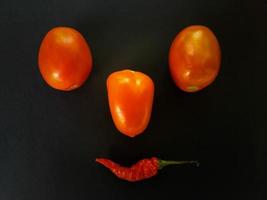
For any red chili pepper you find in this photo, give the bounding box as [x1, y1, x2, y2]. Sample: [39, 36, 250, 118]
[96, 157, 199, 182]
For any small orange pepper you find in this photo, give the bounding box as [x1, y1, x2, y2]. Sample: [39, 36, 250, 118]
[107, 70, 154, 137]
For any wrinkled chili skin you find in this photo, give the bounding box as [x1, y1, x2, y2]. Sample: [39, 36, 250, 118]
[96, 157, 159, 182]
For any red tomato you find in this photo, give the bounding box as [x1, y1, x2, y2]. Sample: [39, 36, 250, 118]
[107, 70, 154, 137]
[38, 27, 92, 91]
[169, 25, 221, 92]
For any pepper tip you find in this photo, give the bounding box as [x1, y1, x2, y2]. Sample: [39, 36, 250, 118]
[95, 158, 103, 163]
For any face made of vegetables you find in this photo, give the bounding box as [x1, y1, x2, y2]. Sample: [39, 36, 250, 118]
[37, 24, 219, 182]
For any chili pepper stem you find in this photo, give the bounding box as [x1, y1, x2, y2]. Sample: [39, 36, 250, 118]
[158, 159, 199, 169]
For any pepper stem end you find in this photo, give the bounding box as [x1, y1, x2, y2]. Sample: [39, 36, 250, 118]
[158, 159, 199, 169]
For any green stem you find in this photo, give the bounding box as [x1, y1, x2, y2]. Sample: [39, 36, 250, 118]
[158, 159, 199, 169]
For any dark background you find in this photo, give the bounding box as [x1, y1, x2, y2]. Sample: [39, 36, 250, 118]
[0, 0, 266, 199]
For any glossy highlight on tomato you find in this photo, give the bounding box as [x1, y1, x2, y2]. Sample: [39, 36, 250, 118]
[169, 25, 221, 92]
[38, 27, 93, 91]
[107, 70, 154, 137]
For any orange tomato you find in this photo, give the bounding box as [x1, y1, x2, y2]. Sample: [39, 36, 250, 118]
[38, 27, 92, 91]
[169, 25, 221, 92]
[107, 70, 154, 137]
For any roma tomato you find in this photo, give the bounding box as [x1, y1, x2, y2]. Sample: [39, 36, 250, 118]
[169, 25, 221, 92]
[38, 27, 92, 91]
[107, 70, 154, 137]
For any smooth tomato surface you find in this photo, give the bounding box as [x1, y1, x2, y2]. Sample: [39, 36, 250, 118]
[107, 70, 154, 137]
[169, 25, 221, 92]
[38, 27, 92, 91]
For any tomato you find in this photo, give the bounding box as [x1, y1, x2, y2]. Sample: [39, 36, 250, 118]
[107, 70, 154, 137]
[38, 27, 92, 91]
[169, 25, 221, 92]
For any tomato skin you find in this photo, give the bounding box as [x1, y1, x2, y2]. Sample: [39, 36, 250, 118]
[38, 27, 92, 91]
[169, 25, 221, 92]
[107, 70, 154, 137]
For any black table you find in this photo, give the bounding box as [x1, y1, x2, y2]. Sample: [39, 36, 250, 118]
[0, 0, 266, 199]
